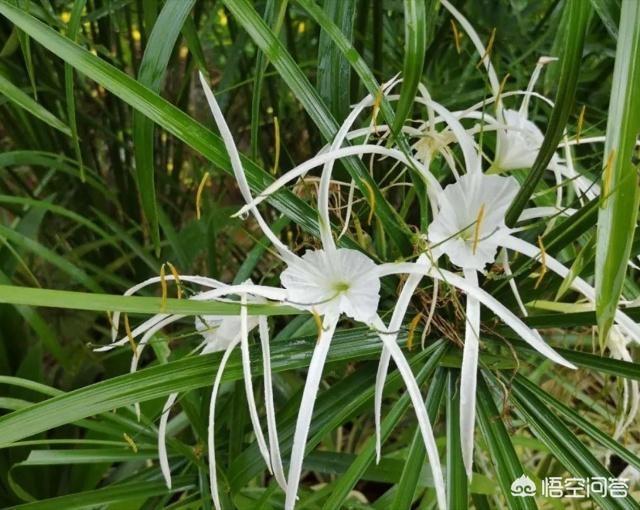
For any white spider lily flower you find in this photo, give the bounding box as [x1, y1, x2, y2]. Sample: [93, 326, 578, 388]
[280, 248, 381, 322]
[493, 57, 558, 172]
[422, 166, 575, 477]
[196, 312, 259, 354]
[427, 172, 519, 271]
[494, 108, 546, 171]
[95, 278, 287, 499]
[199, 74, 448, 510]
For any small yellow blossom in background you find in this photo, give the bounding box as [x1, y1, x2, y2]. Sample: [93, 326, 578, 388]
[60, 11, 71, 24]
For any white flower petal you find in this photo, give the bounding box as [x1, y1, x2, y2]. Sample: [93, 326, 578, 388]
[460, 268, 480, 478]
[158, 392, 179, 489]
[371, 315, 446, 510]
[239, 294, 272, 473]
[374, 255, 426, 463]
[208, 337, 241, 510]
[281, 249, 381, 323]
[377, 262, 575, 369]
[285, 317, 339, 510]
[199, 72, 293, 262]
[260, 316, 287, 490]
[428, 173, 519, 270]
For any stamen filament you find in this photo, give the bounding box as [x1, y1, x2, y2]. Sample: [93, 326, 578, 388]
[123, 432, 138, 453]
[472, 203, 486, 254]
[475, 28, 496, 69]
[272, 116, 280, 175]
[534, 235, 547, 289]
[576, 105, 586, 143]
[160, 263, 168, 311]
[124, 314, 137, 354]
[166, 262, 182, 299]
[450, 19, 462, 54]
[196, 171, 210, 220]
[406, 312, 423, 351]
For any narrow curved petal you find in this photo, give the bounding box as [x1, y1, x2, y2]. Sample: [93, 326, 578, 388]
[158, 391, 179, 489]
[285, 316, 339, 510]
[259, 316, 287, 490]
[239, 294, 272, 473]
[500, 248, 528, 316]
[371, 315, 446, 510]
[374, 256, 426, 463]
[460, 268, 480, 478]
[377, 262, 576, 369]
[198, 72, 294, 262]
[236, 144, 443, 216]
[110, 274, 225, 342]
[208, 336, 241, 510]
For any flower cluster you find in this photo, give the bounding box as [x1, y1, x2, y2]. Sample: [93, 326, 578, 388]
[96, 3, 639, 509]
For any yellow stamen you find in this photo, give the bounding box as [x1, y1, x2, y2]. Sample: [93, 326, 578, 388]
[362, 180, 376, 226]
[450, 20, 461, 54]
[471, 203, 486, 255]
[534, 236, 547, 289]
[476, 28, 496, 69]
[372, 88, 383, 134]
[124, 314, 137, 354]
[195, 171, 210, 220]
[106, 310, 114, 330]
[123, 432, 138, 453]
[166, 262, 182, 299]
[272, 116, 280, 175]
[160, 263, 167, 311]
[496, 73, 510, 113]
[312, 309, 323, 342]
[576, 105, 586, 143]
[406, 313, 423, 351]
[601, 149, 616, 207]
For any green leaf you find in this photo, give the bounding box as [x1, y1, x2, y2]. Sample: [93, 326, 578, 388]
[494, 337, 640, 381]
[5, 477, 196, 510]
[391, 367, 447, 509]
[595, 0, 640, 347]
[133, 0, 195, 253]
[446, 369, 468, 509]
[476, 374, 537, 510]
[0, 284, 299, 317]
[0, 330, 410, 446]
[317, 0, 355, 121]
[391, 0, 435, 136]
[0, 73, 71, 136]
[63, 0, 86, 181]
[510, 375, 640, 510]
[505, 0, 591, 226]
[0, 225, 103, 292]
[514, 375, 640, 473]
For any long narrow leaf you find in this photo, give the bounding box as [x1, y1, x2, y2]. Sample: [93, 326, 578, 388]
[595, 0, 640, 346]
